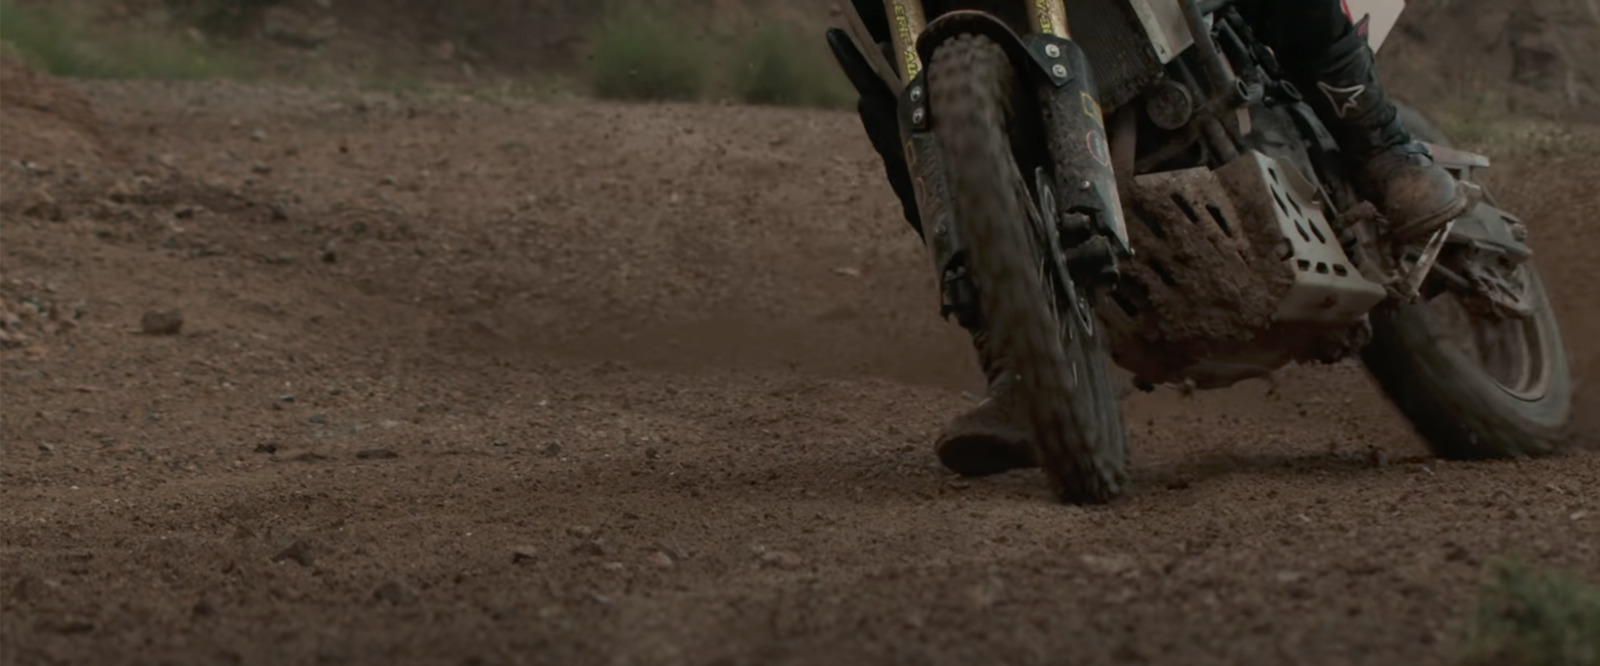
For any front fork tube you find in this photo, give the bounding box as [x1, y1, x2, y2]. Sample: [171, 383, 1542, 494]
[1026, 0, 1072, 38]
[882, 0, 928, 80]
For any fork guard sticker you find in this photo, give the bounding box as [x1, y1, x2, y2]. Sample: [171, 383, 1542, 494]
[1081, 91, 1104, 128]
[1087, 129, 1111, 167]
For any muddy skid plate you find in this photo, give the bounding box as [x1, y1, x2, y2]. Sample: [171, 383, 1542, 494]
[1098, 150, 1386, 388]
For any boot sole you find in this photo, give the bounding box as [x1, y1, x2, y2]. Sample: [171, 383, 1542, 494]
[1388, 189, 1474, 243]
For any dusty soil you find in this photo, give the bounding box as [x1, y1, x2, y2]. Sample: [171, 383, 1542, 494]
[2, 55, 1599, 666]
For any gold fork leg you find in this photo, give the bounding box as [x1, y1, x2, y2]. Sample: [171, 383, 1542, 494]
[881, 0, 928, 80]
[1025, 0, 1072, 38]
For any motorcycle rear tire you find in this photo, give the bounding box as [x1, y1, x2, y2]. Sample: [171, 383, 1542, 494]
[1360, 105, 1573, 458]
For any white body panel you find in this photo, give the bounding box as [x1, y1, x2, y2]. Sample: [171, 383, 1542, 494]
[1126, 0, 1194, 63]
[1342, 0, 1407, 52]
[1127, 0, 1408, 64]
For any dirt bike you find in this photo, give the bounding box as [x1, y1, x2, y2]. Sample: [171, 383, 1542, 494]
[825, 0, 1573, 503]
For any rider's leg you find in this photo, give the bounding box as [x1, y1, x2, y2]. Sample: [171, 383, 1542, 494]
[1243, 0, 1471, 240]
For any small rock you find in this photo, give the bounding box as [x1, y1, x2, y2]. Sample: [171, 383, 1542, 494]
[36, 618, 94, 635]
[36, 442, 55, 455]
[174, 205, 197, 220]
[251, 163, 273, 175]
[601, 562, 625, 573]
[1444, 542, 1474, 563]
[511, 546, 539, 564]
[646, 551, 676, 570]
[373, 579, 419, 605]
[253, 442, 278, 454]
[250, 129, 269, 142]
[760, 550, 804, 570]
[572, 541, 609, 557]
[273, 539, 317, 567]
[567, 525, 594, 539]
[19, 186, 61, 221]
[429, 40, 456, 61]
[1080, 553, 1137, 576]
[964, 577, 1004, 610]
[308, 414, 327, 424]
[490, 440, 509, 448]
[355, 448, 397, 460]
[831, 266, 861, 278]
[319, 244, 338, 263]
[192, 599, 217, 617]
[268, 203, 290, 222]
[1275, 571, 1306, 584]
[542, 443, 562, 457]
[276, 394, 297, 404]
[11, 574, 55, 602]
[140, 309, 184, 335]
[291, 451, 327, 462]
[0, 330, 25, 349]
[107, 180, 140, 203]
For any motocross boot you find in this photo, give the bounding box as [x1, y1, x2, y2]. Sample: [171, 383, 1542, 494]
[1287, 30, 1471, 241]
[828, 24, 1036, 476]
[935, 327, 1039, 477]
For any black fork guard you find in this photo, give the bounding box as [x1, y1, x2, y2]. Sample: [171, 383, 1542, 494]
[910, 11, 1134, 264]
[827, 8, 1133, 324]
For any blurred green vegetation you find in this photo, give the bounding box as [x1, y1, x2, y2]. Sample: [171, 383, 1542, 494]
[587, 3, 851, 108]
[1460, 557, 1600, 666]
[587, 5, 709, 102]
[0, 0, 241, 79]
[0, 0, 853, 108]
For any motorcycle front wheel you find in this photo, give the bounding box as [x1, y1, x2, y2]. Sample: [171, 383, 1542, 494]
[928, 33, 1127, 502]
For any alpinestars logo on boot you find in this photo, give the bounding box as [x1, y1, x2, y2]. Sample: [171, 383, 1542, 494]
[1318, 81, 1366, 118]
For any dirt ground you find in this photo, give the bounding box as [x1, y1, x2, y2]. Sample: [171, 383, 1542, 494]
[2, 51, 1599, 666]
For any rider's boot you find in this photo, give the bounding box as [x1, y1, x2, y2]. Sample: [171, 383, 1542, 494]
[935, 326, 1039, 477]
[1286, 29, 1472, 241]
[828, 24, 1036, 476]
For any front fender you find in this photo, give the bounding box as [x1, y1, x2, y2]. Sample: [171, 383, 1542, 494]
[915, 11, 1075, 89]
[1450, 200, 1533, 262]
